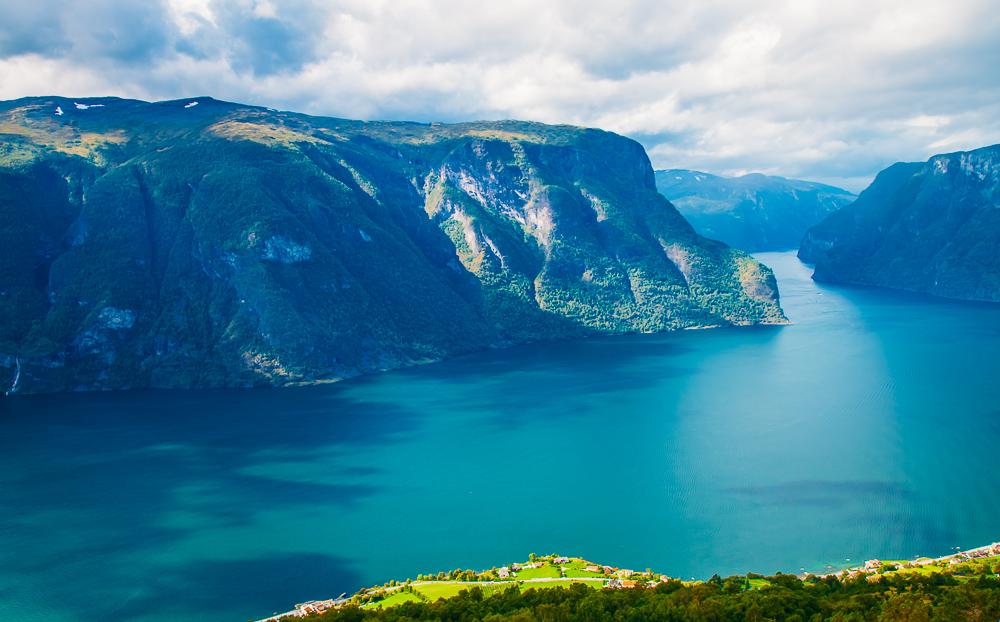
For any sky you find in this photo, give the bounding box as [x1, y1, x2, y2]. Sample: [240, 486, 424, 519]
[1, 0, 999, 191]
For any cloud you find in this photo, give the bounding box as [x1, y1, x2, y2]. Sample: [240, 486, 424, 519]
[0, 0, 998, 190]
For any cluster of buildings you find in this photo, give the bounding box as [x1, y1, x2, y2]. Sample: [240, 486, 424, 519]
[606, 574, 668, 590]
[255, 597, 345, 622]
[498, 561, 545, 578]
[492, 557, 646, 585]
[604, 566, 664, 590]
[901, 541, 1000, 570]
[846, 542, 1000, 578]
[293, 600, 339, 616]
[942, 542, 1000, 566]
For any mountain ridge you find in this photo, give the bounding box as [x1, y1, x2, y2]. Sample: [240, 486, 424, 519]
[0, 96, 786, 394]
[799, 144, 1000, 301]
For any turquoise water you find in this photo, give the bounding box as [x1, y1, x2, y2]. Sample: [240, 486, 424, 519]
[2, 251, 999, 622]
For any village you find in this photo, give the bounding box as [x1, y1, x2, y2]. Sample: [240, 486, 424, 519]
[821, 541, 1000, 580]
[256, 543, 1000, 621]
[255, 554, 667, 620]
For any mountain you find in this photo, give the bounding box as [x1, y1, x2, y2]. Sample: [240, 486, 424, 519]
[799, 145, 1000, 301]
[655, 169, 855, 251]
[0, 96, 785, 394]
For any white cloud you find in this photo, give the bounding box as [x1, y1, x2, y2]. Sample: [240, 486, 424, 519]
[1, 0, 999, 191]
[166, 0, 217, 35]
[251, 0, 277, 19]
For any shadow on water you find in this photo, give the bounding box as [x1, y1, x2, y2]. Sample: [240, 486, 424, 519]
[723, 479, 913, 508]
[111, 553, 364, 622]
[2, 383, 423, 451]
[5, 552, 365, 622]
[0, 307, 797, 622]
[413, 333, 699, 378]
[0, 387, 414, 621]
[7, 253, 1000, 621]
[0, 325, 792, 622]
[367, 327, 787, 430]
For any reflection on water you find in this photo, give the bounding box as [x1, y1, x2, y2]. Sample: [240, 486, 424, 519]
[2, 251, 999, 622]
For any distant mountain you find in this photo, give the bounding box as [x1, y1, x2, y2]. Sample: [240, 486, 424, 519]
[800, 145, 1000, 302]
[655, 169, 855, 251]
[0, 96, 785, 394]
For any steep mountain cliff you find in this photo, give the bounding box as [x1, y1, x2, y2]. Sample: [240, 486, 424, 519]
[800, 145, 1000, 301]
[0, 96, 785, 394]
[655, 170, 855, 251]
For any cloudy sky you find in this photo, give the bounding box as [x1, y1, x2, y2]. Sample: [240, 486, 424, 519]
[2, 0, 999, 190]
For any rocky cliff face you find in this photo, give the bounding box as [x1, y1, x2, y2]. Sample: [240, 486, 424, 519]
[0, 96, 785, 394]
[655, 170, 855, 251]
[799, 145, 1000, 301]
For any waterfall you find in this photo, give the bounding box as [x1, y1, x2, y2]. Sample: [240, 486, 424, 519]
[5, 356, 20, 396]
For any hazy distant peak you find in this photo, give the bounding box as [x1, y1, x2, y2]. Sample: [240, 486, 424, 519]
[654, 169, 856, 252]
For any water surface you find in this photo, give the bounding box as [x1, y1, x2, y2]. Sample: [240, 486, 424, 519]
[2, 251, 999, 622]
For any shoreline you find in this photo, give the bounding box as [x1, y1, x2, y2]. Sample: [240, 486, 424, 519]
[2, 317, 789, 398]
[814, 540, 1000, 579]
[256, 540, 1000, 621]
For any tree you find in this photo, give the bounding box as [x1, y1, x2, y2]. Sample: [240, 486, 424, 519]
[878, 592, 931, 622]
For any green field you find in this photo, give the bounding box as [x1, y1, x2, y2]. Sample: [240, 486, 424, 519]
[363, 576, 611, 609]
[514, 565, 562, 579]
[356, 555, 662, 610]
[411, 583, 468, 601]
[363, 590, 424, 609]
[522, 579, 605, 590]
[563, 567, 605, 578]
[882, 554, 1000, 580]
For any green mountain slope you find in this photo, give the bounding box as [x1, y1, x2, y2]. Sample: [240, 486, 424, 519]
[799, 145, 1000, 301]
[656, 169, 855, 251]
[0, 96, 785, 394]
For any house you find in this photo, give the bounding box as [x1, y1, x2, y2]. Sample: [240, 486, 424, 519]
[621, 580, 638, 588]
[864, 559, 881, 571]
[584, 565, 601, 573]
[618, 569, 634, 578]
[296, 600, 336, 615]
[497, 567, 510, 579]
[605, 578, 623, 589]
[554, 557, 570, 564]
